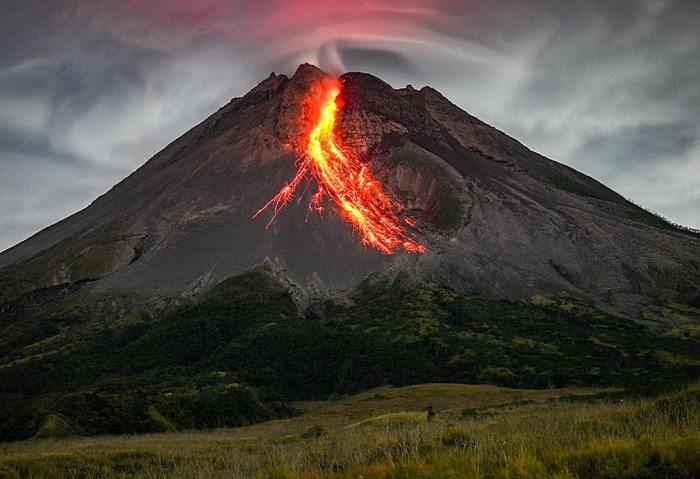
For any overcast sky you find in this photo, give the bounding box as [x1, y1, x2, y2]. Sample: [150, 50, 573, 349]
[1, 0, 699, 252]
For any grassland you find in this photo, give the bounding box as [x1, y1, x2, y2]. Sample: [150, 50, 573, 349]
[0, 382, 698, 479]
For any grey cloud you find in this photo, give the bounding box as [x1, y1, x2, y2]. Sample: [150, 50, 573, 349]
[581, 123, 697, 166]
[0, 151, 112, 249]
[338, 47, 418, 77]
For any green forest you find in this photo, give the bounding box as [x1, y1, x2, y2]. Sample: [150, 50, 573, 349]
[1, 269, 698, 441]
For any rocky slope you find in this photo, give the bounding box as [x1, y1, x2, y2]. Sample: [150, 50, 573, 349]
[0, 64, 698, 321]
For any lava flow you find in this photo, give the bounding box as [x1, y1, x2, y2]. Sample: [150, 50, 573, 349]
[254, 78, 425, 254]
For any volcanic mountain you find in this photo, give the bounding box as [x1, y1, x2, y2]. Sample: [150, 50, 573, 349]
[3, 64, 700, 442]
[1, 63, 699, 321]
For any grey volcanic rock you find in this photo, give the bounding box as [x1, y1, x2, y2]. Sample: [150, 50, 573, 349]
[0, 64, 698, 320]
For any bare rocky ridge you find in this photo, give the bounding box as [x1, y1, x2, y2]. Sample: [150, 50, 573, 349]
[0, 64, 698, 320]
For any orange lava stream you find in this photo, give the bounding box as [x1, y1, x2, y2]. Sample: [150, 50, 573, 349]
[255, 79, 425, 254]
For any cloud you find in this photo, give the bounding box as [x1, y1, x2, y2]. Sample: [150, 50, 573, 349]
[0, 0, 699, 252]
[0, 151, 112, 249]
[48, 44, 251, 171]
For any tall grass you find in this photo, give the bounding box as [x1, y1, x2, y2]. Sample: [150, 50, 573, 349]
[0, 385, 698, 478]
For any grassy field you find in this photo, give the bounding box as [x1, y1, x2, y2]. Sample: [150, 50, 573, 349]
[1, 382, 698, 478]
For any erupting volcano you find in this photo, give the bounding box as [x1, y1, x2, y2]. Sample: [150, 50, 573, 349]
[0, 64, 697, 322]
[254, 78, 425, 254]
[1, 61, 699, 456]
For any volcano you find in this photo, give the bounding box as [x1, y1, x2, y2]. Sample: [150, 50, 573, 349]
[0, 64, 698, 320]
[2, 64, 700, 443]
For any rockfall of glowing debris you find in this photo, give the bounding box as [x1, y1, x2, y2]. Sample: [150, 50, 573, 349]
[254, 78, 425, 254]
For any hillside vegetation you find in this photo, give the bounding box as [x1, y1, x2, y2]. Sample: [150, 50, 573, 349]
[0, 270, 698, 441]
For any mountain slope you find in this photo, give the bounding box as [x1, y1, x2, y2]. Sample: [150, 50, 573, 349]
[1, 268, 697, 440]
[0, 63, 698, 316]
[1, 65, 699, 440]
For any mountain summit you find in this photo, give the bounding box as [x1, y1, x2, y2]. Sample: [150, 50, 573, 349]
[0, 64, 698, 318]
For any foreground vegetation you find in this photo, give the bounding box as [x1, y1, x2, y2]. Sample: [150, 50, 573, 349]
[0, 383, 697, 478]
[1, 270, 699, 441]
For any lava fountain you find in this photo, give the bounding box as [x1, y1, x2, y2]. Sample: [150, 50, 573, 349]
[254, 78, 425, 254]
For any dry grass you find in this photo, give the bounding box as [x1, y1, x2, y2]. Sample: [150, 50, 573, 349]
[0, 383, 697, 479]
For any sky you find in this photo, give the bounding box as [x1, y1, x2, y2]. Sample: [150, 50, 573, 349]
[1, 0, 699, 252]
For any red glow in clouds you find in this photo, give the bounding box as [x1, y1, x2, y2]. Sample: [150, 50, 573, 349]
[255, 79, 425, 254]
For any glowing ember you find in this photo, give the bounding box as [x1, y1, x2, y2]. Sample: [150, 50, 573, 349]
[255, 78, 425, 254]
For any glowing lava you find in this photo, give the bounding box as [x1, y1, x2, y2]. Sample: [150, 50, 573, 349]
[255, 78, 425, 254]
